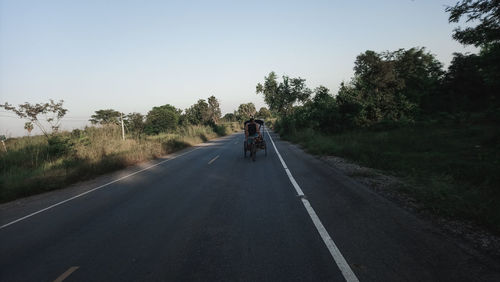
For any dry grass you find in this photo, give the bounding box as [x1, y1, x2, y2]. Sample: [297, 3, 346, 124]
[0, 122, 240, 202]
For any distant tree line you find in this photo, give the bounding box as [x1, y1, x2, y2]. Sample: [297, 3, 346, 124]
[221, 103, 273, 122]
[256, 0, 499, 134]
[89, 95, 225, 137]
[89, 95, 273, 137]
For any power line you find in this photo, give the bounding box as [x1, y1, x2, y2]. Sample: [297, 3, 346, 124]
[0, 115, 19, 119]
[0, 114, 90, 121]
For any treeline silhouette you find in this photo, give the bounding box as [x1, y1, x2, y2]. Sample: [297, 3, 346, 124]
[257, 0, 499, 134]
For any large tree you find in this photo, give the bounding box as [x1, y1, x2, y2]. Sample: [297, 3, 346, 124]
[236, 103, 256, 121]
[334, 48, 444, 125]
[445, 0, 500, 111]
[90, 109, 121, 125]
[352, 50, 409, 123]
[207, 95, 222, 124]
[390, 48, 444, 112]
[256, 72, 279, 113]
[145, 104, 181, 134]
[256, 72, 311, 117]
[185, 99, 211, 125]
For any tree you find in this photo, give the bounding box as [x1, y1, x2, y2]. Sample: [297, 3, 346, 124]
[24, 122, 34, 135]
[444, 0, 500, 111]
[335, 82, 366, 128]
[441, 52, 491, 112]
[277, 76, 312, 116]
[222, 113, 237, 122]
[145, 104, 181, 134]
[352, 50, 410, 123]
[257, 107, 272, 119]
[90, 109, 121, 125]
[236, 103, 256, 121]
[447, 0, 500, 47]
[185, 99, 211, 125]
[0, 99, 67, 138]
[125, 112, 145, 138]
[256, 72, 312, 117]
[207, 95, 222, 124]
[256, 72, 279, 113]
[342, 48, 443, 123]
[309, 86, 340, 132]
[390, 48, 444, 112]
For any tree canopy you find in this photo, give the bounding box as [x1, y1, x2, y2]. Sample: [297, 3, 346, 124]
[1, 99, 67, 137]
[236, 103, 256, 121]
[447, 0, 500, 47]
[207, 95, 222, 124]
[125, 112, 145, 137]
[90, 109, 121, 125]
[145, 104, 181, 134]
[257, 107, 272, 119]
[185, 99, 211, 125]
[256, 72, 311, 116]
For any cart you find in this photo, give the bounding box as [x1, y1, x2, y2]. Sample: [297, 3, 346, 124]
[243, 119, 267, 161]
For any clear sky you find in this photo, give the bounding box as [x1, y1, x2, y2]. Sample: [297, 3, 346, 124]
[1, 0, 475, 136]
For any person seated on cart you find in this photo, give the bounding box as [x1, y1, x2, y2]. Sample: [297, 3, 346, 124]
[245, 117, 261, 146]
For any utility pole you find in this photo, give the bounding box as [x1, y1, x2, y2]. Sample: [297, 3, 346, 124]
[0, 135, 7, 152]
[121, 113, 125, 140]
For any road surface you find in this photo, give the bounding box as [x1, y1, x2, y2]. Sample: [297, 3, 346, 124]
[1, 131, 499, 281]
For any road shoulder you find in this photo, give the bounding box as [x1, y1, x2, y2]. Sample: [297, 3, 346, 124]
[269, 131, 500, 281]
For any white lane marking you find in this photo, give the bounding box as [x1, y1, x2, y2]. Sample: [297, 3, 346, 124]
[302, 198, 360, 282]
[54, 266, 79, 282]
[267, 131, 304, 196]
[0, 147, 202, 230]
[266, 130, 360, 282]
[208, 155, 220, 164]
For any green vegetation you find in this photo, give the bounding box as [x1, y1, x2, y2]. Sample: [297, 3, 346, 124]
[90, 109, 122, 125]
[256, 0, 500, 233]
[281, 115, 500, 233]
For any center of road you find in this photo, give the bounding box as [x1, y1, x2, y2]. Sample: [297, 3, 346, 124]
[266, 130, 360, 282]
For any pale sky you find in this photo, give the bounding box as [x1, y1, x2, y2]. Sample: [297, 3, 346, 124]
[0, 0, 475, 137]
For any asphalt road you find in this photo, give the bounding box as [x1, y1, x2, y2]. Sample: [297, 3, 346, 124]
[1, 131, 499, 281]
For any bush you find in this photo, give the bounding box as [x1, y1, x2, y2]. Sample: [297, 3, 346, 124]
[282, 121, 500, 234]
[47, 136, 74, 157]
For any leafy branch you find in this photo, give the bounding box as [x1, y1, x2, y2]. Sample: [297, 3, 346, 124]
[0, 99, 68, 138]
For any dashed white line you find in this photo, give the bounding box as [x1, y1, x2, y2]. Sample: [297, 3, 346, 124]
[266, 130, 360, 282]
[0, 147, 202, 230]
[208, 155, 220, 164]
[54, 266, 79, 282]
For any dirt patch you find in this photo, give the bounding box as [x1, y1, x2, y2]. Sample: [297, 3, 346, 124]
[319, 155, 500, 259]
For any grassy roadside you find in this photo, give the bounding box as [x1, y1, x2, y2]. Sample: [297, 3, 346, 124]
[279, 120, 500, 234]
[0, 122, 240, 203]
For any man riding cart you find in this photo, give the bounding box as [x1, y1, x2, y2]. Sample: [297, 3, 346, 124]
[244, 117, 267, 161]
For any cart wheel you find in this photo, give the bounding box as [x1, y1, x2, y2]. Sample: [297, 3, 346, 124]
[251, 143, 256, 161]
